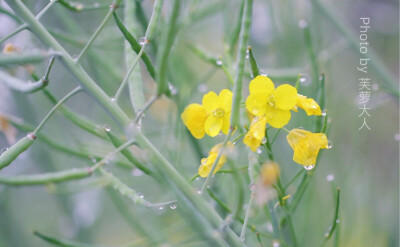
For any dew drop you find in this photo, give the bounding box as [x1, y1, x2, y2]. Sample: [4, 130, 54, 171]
[272, 240, 280, 247]
[326, 174, 335, 182]
[0, 147, 8, 155]
[196, 189, 202, 194]
[132, 168, 144, 177]
[304, 164, 315, 170]
[197, 84, 207, 93]
[88, 156, 97, 163]
[261, 137, 267, 144]
[394, 133, 400, 141]
[324, 232, 329, 237]
[195, 177, 200, 181]
[110, 97, 116, 102]
[298, 19, 308, 29]
[158, 206, 164, 210]
[138, 37, 148, 46]
[169, 203, 177, 210]
[327, 140, 333, 149]
[103, 124, 111, 132]
[322, 109, 327, 116]
[336, 219, 340, 224]
[259, 70, 268, 77]
[168, 83, 178, 95]
[256, 148, 262, 154]
[216, 60, 223, 66]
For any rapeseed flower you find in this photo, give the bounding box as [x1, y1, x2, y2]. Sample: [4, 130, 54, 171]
[243, 115, 267, 151]
[181, 89, 233, 138]
[198, 142, 234, 177]
[259, 161, 280, 186]
[286, 128, 328, 166]
[246, 75, 297, 128]
[296, 94, 322, 116]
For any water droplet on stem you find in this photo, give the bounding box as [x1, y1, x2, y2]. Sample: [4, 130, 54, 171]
[169, 203, 177, 210]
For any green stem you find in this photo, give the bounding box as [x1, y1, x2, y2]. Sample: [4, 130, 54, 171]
[0, 133, 36, 170]
[114, 44, 146, 101]
[0, 52, 53, 65]
[157, 0, 180, 96]
[75, 1, 121, 62]
[42, 89, 108, 139]
[0, 70, 48, 93]
[144, 0, 165, 42]
[0, 24, 28, 45]
[320, 187, 341, 247]
[230, 0, 253, 127]
[33, 87, 82, 134]
[134, 95, 159, 123]
[91, 139, 135, 171]
[284, 169, 305, 191]
[113, 11, 156, 80]
[5, 0, 131, 126]
[240, 187, 255, 241]
[35, 0, 59, 20]
[0, 168, 91, 186]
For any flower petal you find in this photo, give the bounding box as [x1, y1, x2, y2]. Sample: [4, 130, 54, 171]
[266, 107, 291, 128]
[218, 89, 233, 113]
[202, 91, 219, 114]
[249, 75, 275, 95]
[274, 84, 298, 110]
[221, 113, 231, 135]
[205, 115, 223, 137]
[246, 93, 267, 117]
[296, 94, 322, 116]
[181, 104, 208, 139]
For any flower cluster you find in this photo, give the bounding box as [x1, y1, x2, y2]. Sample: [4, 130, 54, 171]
[181, 75, 330, 177]
[244, 75, 327, 166]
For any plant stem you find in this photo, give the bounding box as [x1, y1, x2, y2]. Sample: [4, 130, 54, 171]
[134, 95, 159, 123]
[0, 24, 28, 45]
[240, 186, 255, 241]
[114, 44, 146, 101]
[35, 0, 59, 20]
[230, 0, 253, 127]
[33, 87, 82, 134]
[75, 1, 121, 62]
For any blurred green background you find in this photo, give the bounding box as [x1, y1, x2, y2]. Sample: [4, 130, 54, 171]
[0, 0, 398, 246]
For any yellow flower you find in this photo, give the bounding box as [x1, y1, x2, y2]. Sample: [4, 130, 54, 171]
[243, 115, 267, 151]
[246, 75, 297, 128]
[198, 142, 234, 177]
[296, 94, 322, 116]
[260, 161, 280, 186]
[286, 128, 328, 166]
[181, 89, 233, 138]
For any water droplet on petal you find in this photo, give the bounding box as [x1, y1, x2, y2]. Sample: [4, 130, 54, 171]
[197, 84, 207, 93]
[322, 109, 327, 116]
[327, 140, 333, 149]
[103, 124, 111, 132]
[261, 137, 267, 144]
[304, 164, 315, 170]
[256, 148, 262, 154]
[138, 37, 148, 46]
[169, 203, 177, 210]
[326, 174, 335, 182]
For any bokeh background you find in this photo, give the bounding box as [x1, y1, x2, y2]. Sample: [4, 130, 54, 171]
[0, 0, 398, 246]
